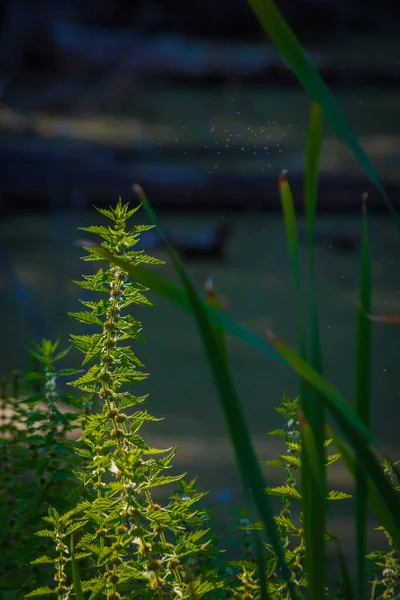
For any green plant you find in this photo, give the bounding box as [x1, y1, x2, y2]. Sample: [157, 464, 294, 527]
[0, 341, 85, 598]
[0, 194, 396, 599]
[28, 201, 224, 600]
[4, 2, 400, 593]
[367, 461, 400, 599]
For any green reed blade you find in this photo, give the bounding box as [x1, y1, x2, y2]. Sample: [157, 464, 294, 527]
[268, 329, 400, 548]
[330, 535, 357, 600]
[98, 244, 385, 458]
[102, 226, 400, 546]
[205, 278, 268, 600]
[303, 101, 327, 598]
[267, 330, 374, 444]
[136, 186, 290, 596]
[96, 246, 285, 365]
[279, 171, 307, 356]
[70, 534, 84, 600]
[247, 0, 400, 233]
[328, 426, 400, 549]
[97, 192, 400, 542]
[205, 278, 228, 364]
[304, 102, 323, 278]
[354, 200, 372, 599]
[299, 413, 327, 600]
[279, 170, 326, 599]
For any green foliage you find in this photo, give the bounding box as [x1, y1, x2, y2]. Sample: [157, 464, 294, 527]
[1, 196, 399, 600]
[27, 200, 224, 600]
[0, 341, 87, 598]
[3, 1, 400, 597]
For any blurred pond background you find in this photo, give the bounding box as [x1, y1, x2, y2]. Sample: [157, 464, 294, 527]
[1, 0, 400, 569]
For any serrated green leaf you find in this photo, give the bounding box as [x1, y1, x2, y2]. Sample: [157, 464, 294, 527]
[274, 515, 299, 533]
[262, 459, 284, 467]
[35, 529, 56, 539]
[30, 555, 54, 565]
[265, 485, 301, 500]
[324, 454, 340, 467]
[280, 454, 301, 468]
[268, 429, 286, 437]
[64, 520, 89, 537]
[327, 490, 352, 500]
[25, 587, 55, 597]
[68, 364, 101, 391]
[68, 311, 103, 326]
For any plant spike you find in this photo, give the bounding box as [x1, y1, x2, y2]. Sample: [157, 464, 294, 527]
[54, 199, 221, 599]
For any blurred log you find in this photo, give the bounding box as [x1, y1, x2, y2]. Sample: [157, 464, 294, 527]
[47, 23, 400, 87]
[0, 136, 398, 215]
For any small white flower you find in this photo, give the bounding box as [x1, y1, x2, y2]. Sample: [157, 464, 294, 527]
[123, 481, 137, 490]
[110, 460, 119, 475]
[383, 568, 395, 579]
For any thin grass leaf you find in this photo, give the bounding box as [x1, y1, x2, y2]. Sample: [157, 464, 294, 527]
[252, 529, 269, 600]
[96, 198, 400, 549]
[279, 169, 325, 599]
[279, 171, 307, 357]
[330, 535, 357, 600]
[134, 185, 289, 596]
[303, 101, 327, 600]
[247, 0, 400, 234]
[267, 331, 400, 548]
[267, 331, 374, 444]
[204, 276, 268, 597]
[354, 200, 372, 599]
[299, 412, 326, 600]
[305, 103, 323, 263]
[205, 277, 228, 363]
[70, 534, 84, 600]
[95, 247, 284, 365]
[328, 426, 400, 549]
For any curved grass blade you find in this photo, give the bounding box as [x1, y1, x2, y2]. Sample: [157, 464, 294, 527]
[330, 535, 357, 600]
[354, 200, 372, 599]
[96, 246, 284, 366]
[135, 186, 291, 596]
[304, 101, 324, 432]
[279, 171, 306, 358]
[204, 279, 268, 600]
[247, 0, 400, 232]
[70, 534, 84, 600]
[98, 241, 388, 461]
[96, 197, 400, 542]
[280, 170, 326, 600]
[205, 277, 228, 363]
[267, 330, 374, 444]
[304, 101, 325, 466]
[267, 329, 400, 548]
[328, 426, 400, 549]
[303, 102, 327, 599]
[299, 412, 327, 600]
[305, 103, 323, 264]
